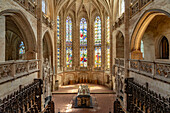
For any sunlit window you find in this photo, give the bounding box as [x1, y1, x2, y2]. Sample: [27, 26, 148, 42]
[94, 16, 101, 68]
[66, 16, 72, 67]
[119, 0, 125, 16]
[42, 0, 46, 13]
[106, 16, 110, 69]
[80, 18, 87, 67]
[141, 40, 144, 58]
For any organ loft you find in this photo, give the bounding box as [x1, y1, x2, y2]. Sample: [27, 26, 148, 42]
[0, 0, 169, 113]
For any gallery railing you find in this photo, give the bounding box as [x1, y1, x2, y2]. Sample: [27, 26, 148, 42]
[125, 78, 170, 113]
[115, 58, 125, 67]
[130, 0, 154, 17]
[129, 59, 170, 83]
[114, 58, 170, 83]
[0, 79, 43, 113]
[0, 60, 39, 84]
[13, 0, 37, 16]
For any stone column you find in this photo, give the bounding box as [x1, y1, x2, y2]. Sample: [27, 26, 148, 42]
[75, 16, 79, 69]
[110, 14, 113, 89]
[53, 10, 57, 91]
[0, 16, 5, 61]
[101, 13, 105, 71]
[37, 0, 43, 78]
[60, 10, 64, 71]
[124, 0, 130, 111]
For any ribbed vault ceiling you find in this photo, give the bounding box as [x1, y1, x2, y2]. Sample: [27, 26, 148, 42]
[55, 0, 113, 17]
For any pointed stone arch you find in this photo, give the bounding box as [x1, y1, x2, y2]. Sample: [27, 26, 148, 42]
[130, 9, 170, 59]
[0, 9, 36, 60]
[43, 30, 54, 68]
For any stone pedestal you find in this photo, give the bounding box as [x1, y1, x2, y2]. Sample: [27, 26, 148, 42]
[0, 16, 5, 62]
[131, 50, 143, 60]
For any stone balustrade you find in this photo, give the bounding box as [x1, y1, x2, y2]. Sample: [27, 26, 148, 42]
[0, 60, 39, 84]
[115, 58, 125, 67]
[13, 0, 37, 17]
[114, 58, 170, 83]
[129, 59, 170, 83]
[130, 0, 153, 17]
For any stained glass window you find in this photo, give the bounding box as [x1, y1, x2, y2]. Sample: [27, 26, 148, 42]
[94, 16, 101, 46]
[57, 16, 60, 68]
[19, 41, 25, 55]
[95, 47, 101, 68]
[80, 18, 87, 67]
[141, 40, 144, 58]
[80, 47, 87, 67]
[106, 16, 110, 69]
[42, 0, 46, 13]
[94, 16, 101, 68]
[66, 16, 72, 67]
[80, 18, 87, 46]
[66, 47, 72, 67]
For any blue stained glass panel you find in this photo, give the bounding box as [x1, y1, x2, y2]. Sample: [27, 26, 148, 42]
[19, 41, 25, 55]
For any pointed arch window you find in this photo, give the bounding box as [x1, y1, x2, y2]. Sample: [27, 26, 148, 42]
[42, 0, 46, 14]
[94, 16, 102, 68]
[80, 18, 87, 67]
[57, 16, 60, 68]
[19, 41, 25, 55]
[66, 16, 72, 67]
[119, 0, 125, 16]
[141, 40, 144, 58]
[106, 16, 110, 69]
[161, 36, 169, 59]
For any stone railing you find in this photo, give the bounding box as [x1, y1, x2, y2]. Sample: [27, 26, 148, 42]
[129, 59, 170, 83]
[0, 60, 39, 84]
[115, 58, 125, 67]
[130, 0, 153, 17]
[13, 0, 37, 17]
[42, 13, 54, 29]
[113, 14, 124, 30]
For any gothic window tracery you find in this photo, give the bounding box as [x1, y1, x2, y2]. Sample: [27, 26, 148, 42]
[94, 16, 102, 68]
[66, 16, 72, 67]
[80, 18, 87, 67]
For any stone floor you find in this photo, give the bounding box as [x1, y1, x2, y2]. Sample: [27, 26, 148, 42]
[52, 84, 116, 113]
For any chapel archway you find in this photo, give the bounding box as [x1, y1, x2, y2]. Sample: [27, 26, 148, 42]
[130, 9, 170, 60]
[43, 31, 53, 68]
[0, 9, 37, 60]
[116, 31, 124, 58]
